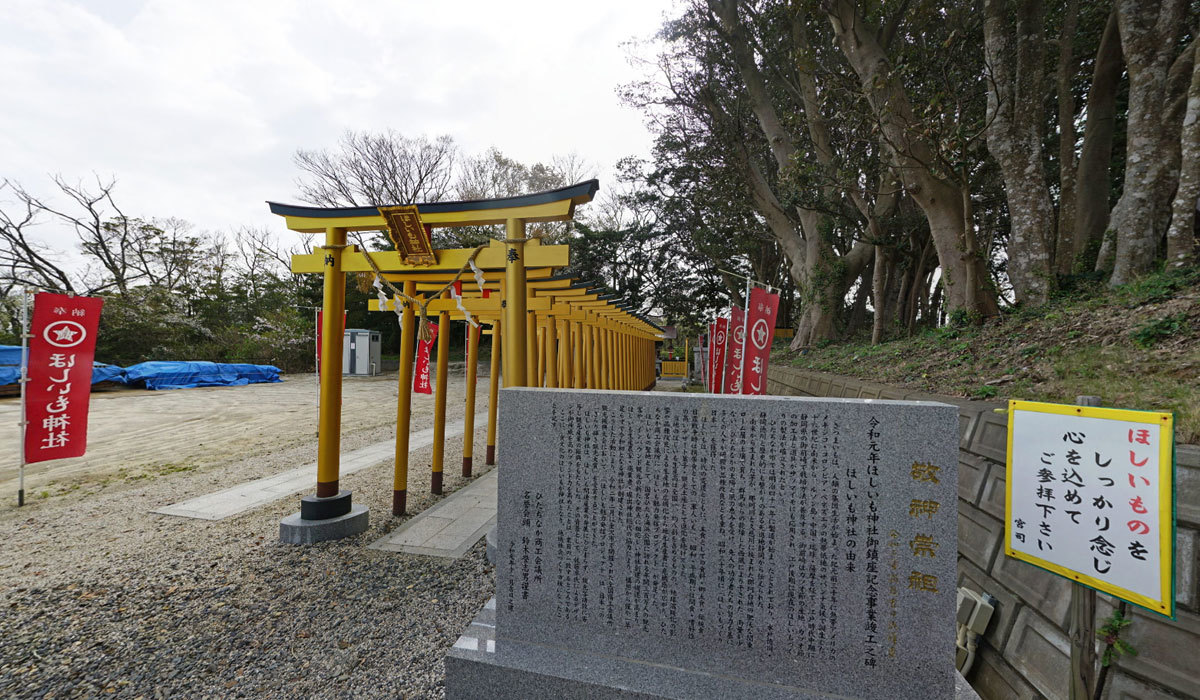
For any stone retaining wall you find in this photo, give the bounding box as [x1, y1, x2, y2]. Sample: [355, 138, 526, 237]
[767, 366, 1200, 700]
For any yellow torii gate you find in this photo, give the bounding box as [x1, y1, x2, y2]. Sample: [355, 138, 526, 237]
[270, 181, 663, 528]
[365, 272, 663, 505]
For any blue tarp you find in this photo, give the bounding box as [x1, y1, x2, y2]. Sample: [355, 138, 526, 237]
[0, 347, 280, 390]
[221, 363, 283, 385]
[0, 346, 128, 386]
[122, 361, 281, 390]
[90, 363, 126, 384]
[0, 345, 24, 365]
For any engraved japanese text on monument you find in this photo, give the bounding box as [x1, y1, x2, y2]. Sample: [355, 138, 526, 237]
[498, 391, 957, 697]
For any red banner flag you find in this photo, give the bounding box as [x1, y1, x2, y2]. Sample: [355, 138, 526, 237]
[723, 306, 746, 395]
[710, 317, 728, 394]
[413, 321, 439, 394]
[24, 292, 104, 464]
[742, 287, 781, 395]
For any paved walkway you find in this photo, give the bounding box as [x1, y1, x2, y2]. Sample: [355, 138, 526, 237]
[367, 468, 497, 558]
[154, 415, 482, 521]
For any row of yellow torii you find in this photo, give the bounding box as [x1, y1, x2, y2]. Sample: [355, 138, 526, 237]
[269, 180, 663, 516]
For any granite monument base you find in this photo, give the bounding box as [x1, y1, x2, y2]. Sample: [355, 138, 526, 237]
[446, 598, 981, 700]
[279, 504, 369, 544]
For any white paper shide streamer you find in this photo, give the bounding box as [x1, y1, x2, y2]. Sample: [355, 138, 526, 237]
[372, 275, 389, 310]
[468, 259, 486, 293]
[451, 284, 478, 328]
[372, 275, 404, 322]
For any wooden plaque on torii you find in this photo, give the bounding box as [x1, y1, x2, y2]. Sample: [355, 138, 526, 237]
[379, 205, 437, 266]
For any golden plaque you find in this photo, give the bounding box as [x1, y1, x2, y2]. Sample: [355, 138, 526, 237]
[378, 205, 437, 266]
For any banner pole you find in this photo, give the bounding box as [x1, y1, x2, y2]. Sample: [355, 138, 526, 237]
[739, 278, 752, 395]
[1068, 395, 1101, 700]
[18, 288, 29, 506]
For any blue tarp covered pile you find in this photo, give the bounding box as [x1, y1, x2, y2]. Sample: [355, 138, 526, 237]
[0, 345, 282, 391]
[122, 361, 281, 390]
[91, 363, 126, 384]
[0, 345, 21, 365]
[0, 345, 127, 386]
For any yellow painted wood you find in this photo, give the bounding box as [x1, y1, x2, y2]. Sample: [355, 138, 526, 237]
[527, 278, 583, 290]
[277, 199, 575, 233]
[536, 325, 546, 388]
[545, 319, 558, 388]
[389, 269, 554, 287]
[593, 324, 603, 389]
[386, 266, 555, 284]
[486, 319, 500, 463]
[609, 328, 619, 389]
[291, 241, 568, 274]
[620, 333, 627, 389]
[613, 329, 620, 389]
[601, 328, 611, 390]
[621, 333, 628, 389]
[557, 319, 569, 388]
[532, 286, 591, 297]
[526, 309, 538, 387]
[316, 227, 347, 494]
[463, 321, 480, 469]
[392, 279, 417, 514]
[503, 219, 528, 388]
[369, 296, 550, 313]
[572, 320, 584, 389]
[431, 290, 451, 494]
[583, 323, 594, 389]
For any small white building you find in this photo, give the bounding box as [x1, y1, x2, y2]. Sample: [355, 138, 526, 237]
[342, 329, 381, 376]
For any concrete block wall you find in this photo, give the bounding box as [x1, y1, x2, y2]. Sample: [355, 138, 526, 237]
[767, 367, 1200, 700]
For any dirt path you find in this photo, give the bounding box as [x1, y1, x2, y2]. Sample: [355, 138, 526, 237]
[0, 365, 498, 698]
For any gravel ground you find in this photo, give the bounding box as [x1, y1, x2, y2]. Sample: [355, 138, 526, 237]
[0, 372, 497, 699]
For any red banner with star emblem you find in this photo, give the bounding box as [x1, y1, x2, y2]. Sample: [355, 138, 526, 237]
[709, 317, 728, 394]
[722, 306, 746, 394]
[413, 321, 439, 394]
[24, 292, 104, 463]
[741, 287, 780, 395]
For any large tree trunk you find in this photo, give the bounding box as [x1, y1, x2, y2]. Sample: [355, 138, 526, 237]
[825, 0, 999, 319]
[871, 244, 891, 345]
[845, 270, 871, 335]
[708, 0, 867, 347]
[1109, 0, 1186, 285]
[1150, 43, 1197, 238]
[1074, 6, 1124, 271]
[905, 235, 936, 333]
[724, 132, 845, 349]
[793, 240, 874, 348]
[984, 0, 1056, 304]
[1054, 0, 1081, 275]
[1166, 30, 1200, 268]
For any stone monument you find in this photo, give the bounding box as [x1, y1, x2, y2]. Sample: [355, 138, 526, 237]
[447, 389, 972, 699]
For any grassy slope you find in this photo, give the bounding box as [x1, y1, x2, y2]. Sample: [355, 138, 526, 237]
[777, 268, 1200, 443]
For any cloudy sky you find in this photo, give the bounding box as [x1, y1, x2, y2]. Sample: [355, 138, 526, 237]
[0, 0, 671, 254]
